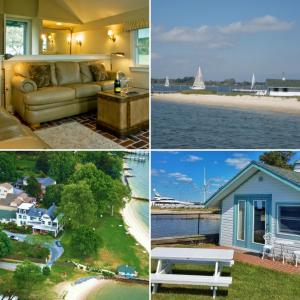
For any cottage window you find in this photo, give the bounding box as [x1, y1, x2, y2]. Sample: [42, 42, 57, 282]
[278, 205, 300, 236]
[283, 88, 288, 92]
[133, 28, 149, 66]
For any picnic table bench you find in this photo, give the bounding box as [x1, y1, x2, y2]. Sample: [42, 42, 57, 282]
[151, 247, 234, 299]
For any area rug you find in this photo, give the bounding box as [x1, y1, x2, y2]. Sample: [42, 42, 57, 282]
[35, 121, 124, 149]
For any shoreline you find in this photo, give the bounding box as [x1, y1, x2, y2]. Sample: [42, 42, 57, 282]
[152, 93, 300, 115]
[121, 198, 149, 252]
[55, 278, 111, 300]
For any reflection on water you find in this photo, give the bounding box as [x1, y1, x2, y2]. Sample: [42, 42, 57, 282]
[152, 99, 300, 149]
[151, 214, 220, 238]
[88, 281, 148, 300]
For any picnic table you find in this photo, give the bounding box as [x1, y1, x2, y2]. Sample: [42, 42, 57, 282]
[151, 247, 234, 299]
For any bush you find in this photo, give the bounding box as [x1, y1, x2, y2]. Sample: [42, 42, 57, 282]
[3, 222, 32, 234]
[42, 266, 51, 276]
[0, 230, 12, 258]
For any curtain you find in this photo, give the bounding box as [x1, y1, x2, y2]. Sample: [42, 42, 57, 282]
[122, 18, 149, 32]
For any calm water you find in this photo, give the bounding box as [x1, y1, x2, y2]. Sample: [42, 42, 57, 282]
[152, 84, 232, 93]
[0, 210, 16, 219]
[152, 98, 300, 149]
[88, 282, 148, 300]
[125, 155, 149, 227]
[151, 214, 220, 238]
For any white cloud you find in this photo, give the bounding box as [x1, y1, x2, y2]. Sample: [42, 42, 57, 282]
[168, 172, 193, 183]
[154, 15, 293, 48]
[225, 154, 251, 170]
[182, 155, 203, 162]
[152, 169, 166, 176]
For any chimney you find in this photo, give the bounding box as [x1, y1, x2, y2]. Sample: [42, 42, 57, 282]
[294, 160, 300, 172]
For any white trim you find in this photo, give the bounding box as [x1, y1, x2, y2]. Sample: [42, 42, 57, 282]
[277, 204, 300, 238]
[237, 200, 246, 241]
[4, 54, 110, 62]
[252, 200, 266, 245]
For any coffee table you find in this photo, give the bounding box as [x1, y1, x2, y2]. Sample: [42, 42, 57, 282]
[97, 88, 149, 138]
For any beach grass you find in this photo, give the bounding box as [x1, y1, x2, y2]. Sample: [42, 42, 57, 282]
[60, 212, 149, 278]
[151, 261, 300, 300]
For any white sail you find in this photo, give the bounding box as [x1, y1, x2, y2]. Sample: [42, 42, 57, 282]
[164, 76, 170, 87]
[191, 66, 205, 90]
[251, 73, 255, 90]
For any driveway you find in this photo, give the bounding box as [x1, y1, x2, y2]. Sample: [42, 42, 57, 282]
[3, 230, 27, 242]
[0, 261, 44, 271]
[3, 230, 64, 267]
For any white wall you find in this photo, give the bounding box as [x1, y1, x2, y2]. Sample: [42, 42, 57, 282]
[220, 170, 300, 259]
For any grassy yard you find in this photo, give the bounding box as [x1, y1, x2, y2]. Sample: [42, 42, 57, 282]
[151, 261, 300, 300]
[15, 154, 41, 177]
[60, 213, 149, 278]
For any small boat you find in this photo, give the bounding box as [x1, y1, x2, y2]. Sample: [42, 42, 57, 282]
[164, 76, 170, 87]
[251, 73, 255, 90]
[190, 66, 205, 90]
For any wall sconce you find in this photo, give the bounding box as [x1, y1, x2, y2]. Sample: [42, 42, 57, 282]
[107, 29, 116, 42]
[67, 35, 72, 45]
[48, 34, 54, 46]
[76, 36, 83, 47]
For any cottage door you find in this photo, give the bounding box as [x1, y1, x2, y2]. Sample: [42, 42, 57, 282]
[234, 195, 271, 252]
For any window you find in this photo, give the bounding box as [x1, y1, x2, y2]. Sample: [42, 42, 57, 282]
[278, 205, 300, 236]
[5, 19, 30, 55]
[134, 28, 149, 66]
[237, 201, 245, 240]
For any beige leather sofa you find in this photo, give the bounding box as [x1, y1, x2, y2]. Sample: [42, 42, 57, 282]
[0, 107, 49, 149]
[11, 61, 116, 125]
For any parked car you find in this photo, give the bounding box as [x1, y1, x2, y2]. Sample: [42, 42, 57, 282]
[10, 235, 19, 241]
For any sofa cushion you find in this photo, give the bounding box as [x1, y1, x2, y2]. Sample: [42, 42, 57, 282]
[65, 83, 101, 98]
[55, 62, 81, 85]
[24, 87, 75, 106]
[14, 62, 58, 86]
[94, 80, 114, 91]
[79, 62, 93, 83]
[90, 63, 109, 81]
[29, 64, 51, 88]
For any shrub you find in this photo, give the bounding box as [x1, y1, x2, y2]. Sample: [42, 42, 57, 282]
[42, 266, 51, 276]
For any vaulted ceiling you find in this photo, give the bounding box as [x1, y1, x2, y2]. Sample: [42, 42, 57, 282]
[54, 0, 148, 24]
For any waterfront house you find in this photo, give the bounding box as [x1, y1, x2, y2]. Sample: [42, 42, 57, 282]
[266, 79, 300, 96]
[15, 177, 56, 193]
[117, 264, 138, 279]
[0, 183, 13, 199]
[16, 203, 62, 237]
[206, 161, 300, 260]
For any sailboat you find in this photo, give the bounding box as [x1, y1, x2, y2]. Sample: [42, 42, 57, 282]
[190, 66, 205, 90]
[164, 76, 170, 87]
[251, 73, 255, 90]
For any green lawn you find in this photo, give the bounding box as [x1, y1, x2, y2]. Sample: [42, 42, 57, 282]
[151, 261, 300, 300]
[60, 213, 149, 277]
[15, 155, 41, 177]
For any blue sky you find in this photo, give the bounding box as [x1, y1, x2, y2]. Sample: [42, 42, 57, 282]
[152, 0, 300, 81]
[151, 151, 300, 203]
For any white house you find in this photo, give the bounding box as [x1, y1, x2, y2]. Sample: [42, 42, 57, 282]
[16, 203, 62, 237]
[206, 161, 300, 260]
[266, 79, 300, 97]
[0, 183, 13, 199]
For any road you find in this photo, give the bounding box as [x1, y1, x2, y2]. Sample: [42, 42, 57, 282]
[0, 261, 44, 271]
[3, 230, 27, 242]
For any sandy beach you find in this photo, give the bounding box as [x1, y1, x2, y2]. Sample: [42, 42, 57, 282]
[55, 278, 111, 300]
[121, 198, 149, 252]
[152, 93, 300, 115]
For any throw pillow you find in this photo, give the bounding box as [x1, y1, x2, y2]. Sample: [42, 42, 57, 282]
[29, 64, 51, 88]
[89, 63, 109, 81]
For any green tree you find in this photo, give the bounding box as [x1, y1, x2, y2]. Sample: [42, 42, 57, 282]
[60, 181, 98, 230]
[35, 153, 50, 174]
[70, 163, 129, 216]
[0, 152, 17, 182]
[24, 176, 42, 200]
[259, 151, 295, 170]
[48, 152, 76, 183]
[0, 231, 12, 258]
[70, 225, 100, 258]
[43, 184, 64, 207]
[42, 266, 51, 276]
[78, 152, 123, 179]
[13, 261, 44, 299]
